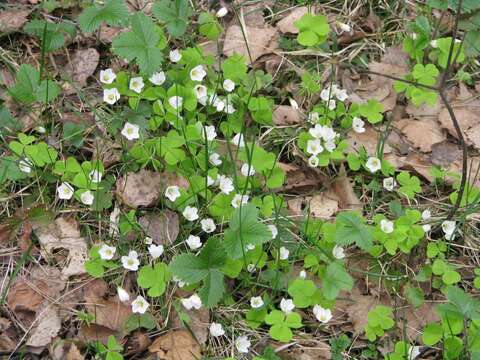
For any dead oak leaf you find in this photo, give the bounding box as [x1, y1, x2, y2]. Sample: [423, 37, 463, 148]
[34, 217, 88, 279]
[273, 105, 302, 126]
[170, 307, 210, 345]
[84, 295, 131, 332]
[399, 303, 440, 341]
[394, 118, 445, 152]
[223, 24, 279, 64]
[138, 210, 179, 245]
[26, 305, 61, 348]
[149, 330, 202, 360]
[276, 6, 310, 34]
[62, 48, 99, 93]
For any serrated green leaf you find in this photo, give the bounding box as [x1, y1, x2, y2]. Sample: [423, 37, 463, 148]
[335, 211, 373, 250]
[79, 0, 129, 33]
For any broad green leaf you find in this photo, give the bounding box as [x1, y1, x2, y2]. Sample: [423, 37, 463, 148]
[79, 0, 129, 33]
[137, 262, 171, 297]
[335, 211, 373, 250]
[322, 262, 353, 300]
[153, 0, 193, 38]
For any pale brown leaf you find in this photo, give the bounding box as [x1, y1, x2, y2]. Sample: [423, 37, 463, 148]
[272, 105, 302, 126]
[138, 210, 179, 245]
[276, 6, 309, 34]
[148, 330, 202, 360]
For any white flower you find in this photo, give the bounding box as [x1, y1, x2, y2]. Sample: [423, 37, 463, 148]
[308, 112, 320, 123]
[235, 335, 251, 353]
[250, 296, 264, 308]
[18, 159, 32, 173]
[280, 298, 295, 314]
[186, 235, 202, 250]
[131, 295, 149, 314]
[231, 194, 249, 208]
[183, 206, 199, 221]
[209, 152, 222, 166]
[202, 125, 217, 141]
[411, 33, 418, 40]
[169, 49, 182, 62]
[223, 79, 235, 92]
[216, 6, 228, 18]
[430, 39, 438, 48]
[268, 224, 278, 239]
[309, 124, 337, 142]
[380, 219, 394, 234]
[231, 133, 245, 147]
[442, 220, 456, 236]
[320, 88, 332, 101]
[299, 270, 307, 279]
[306, 139, 323, 155]
[327, 99, 336, 110]
[313, 304, 332, 323]
[80, 190, 94, 205]
[308, 156, 319, 167]
[383, 177, 396, 191]
[168, 96, 183, 110]
[241, 163, 255, 177]
[181, 294, 202, 310]
[57, 182, 74, 200]
[409, 346, 421, 360]
[148, 244, 164, 259]
[422, 209, 431, 220]
[35, 126, 46, 134]
[190, 65, 207, 82]
[149, 71, 166, 85]
[100, 68, 116, 84]
[145, 237, 153, 245]
[121, 250, 140, 271]
[98, 244, 116, 260]
[324, 140, 336, 153]
[336, 89, 348, 101]
[332, 245, 345, 259]
[103, 88, 120, 105]
[245, 245, 255, 252]
[215, 99, 225, 112]
[165, 185, 181, 202]
[89, 170, 102, 183]
[173, 275, 187, 288]
[279, 246, 289, 260]
[338, 22, 351, 32]
[352, 117, 365, 133]
[445, 231, 455, 241]
[366, 157, 381, 173]
[201, 218, 216, 233]
[207, 176, 215, 186]
[224, 103, 236, 114]
[218, 175, 234, 194]
[209, 322, 225, 337]
[121, 122, 140, 140]
[423, 224, 431, 232]
[129, 76, 144, 93]
[194, 84, 207, 99]
[117, 287, 130, 302]
[289, 98, 299, 110]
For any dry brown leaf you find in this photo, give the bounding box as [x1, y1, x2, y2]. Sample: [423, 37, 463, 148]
[395, 118, 445, 152]
[63, 48, 99, 93]
[279, 341, 332, 360]
[363, 10, 383, 32]
[400, 303, 440, 341]
[329, 173, 363, 211]
[276, 6, 309, 34]
[347, 126, 392, 156]
[26, 305, 61, 348]
[138, 210, 179, 245]
[170, 308, 210, 345]
[430, 141, 462, 168]
[149, 330, 202, 360]
[124, 331, 151, 356]
[78, 324, 116, 345]
[272, 105, 302, 126]
[287, 197, 305, 217]
[0, 9, 30, 32]
[402, 152, 433, 182]
[99, 25, 126, 43]
[346, 294, 382, 335]
[89, 137, 122, 167]
[116, 169, 162, 208]
[66, 344, 84, 360]
[84, 295, 131, 332]
[223, 24, 279, 64]
[0, 318, 15, 352]
[277, 162, 325, 192]
[309, 193, 339, 219]
[34, 217, 88, 278]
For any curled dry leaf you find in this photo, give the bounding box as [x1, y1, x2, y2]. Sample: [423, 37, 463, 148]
[0, 9, 30, 33]
[394, 118, 445, 153]
[277, 162, 325, 193]
[0, 318, 15, 352]
[34, 217, 88, 279]
[62, 48, 100, 93]
[149, 330, 202, 360]
[272, 105, 302, 126]
[139, 210, 179, 245]
[84, 293, 131, 332]
[329, 172, 363, 212]
[309, 193, 339, 219]
[124, 331, 151, 357]
[279, 341, 332, 360]
[276, 6, 310, 34]
[170, 307, 210, 345]
[223, 24, 279, 64]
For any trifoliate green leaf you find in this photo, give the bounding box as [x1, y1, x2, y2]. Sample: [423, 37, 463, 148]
[137, 262, 171, 297]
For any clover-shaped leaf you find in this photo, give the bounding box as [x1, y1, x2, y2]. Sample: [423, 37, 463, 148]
[358, 100, 384, 124]
[294, 14, 330, 47]
[396, 171, 421, 199]
[412, 63, 439, 86]
[265, 310, 302, 342]
[138, 262, 171, 297]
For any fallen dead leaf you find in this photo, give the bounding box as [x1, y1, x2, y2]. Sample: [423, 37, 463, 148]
[308, 193, 339, 219]
[99, 25, 126, 43]
[66, 343, 84, 360]
[347, 126, 392, 156]
[399, 303, 440, 341]
[138, 210, 179, 245]
[272, 105, 302, 126]
[277, 162, 325, 192]
[84, 295, 131, 332]
[394, 118, 445, 152]
[78, 324, 116, 345]
[363, 10, 382, 33]
[276, 6, 309, 34]
[430, 141, 462, 168]
[223, 24, 279, 64]
[62, 48, 99, 93]
[346, 294, 382, 335]
[26, 305, 61, 348]
[0, 318, 15, 352]
[124, 331, 151, 356]
[34, 217, 88, 278]
[0, 9, 30, 33]
[89, 138, 122, 167]
[116, 169, 162, 208]
[50, 339, 84, 360]
[149, 330, 202, 360]
[171, 307, 210, 345]
[279, 341, 332, 360]
[329, 171, 363, 211]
